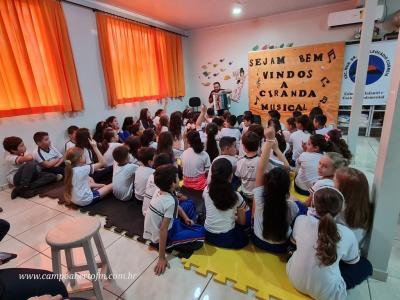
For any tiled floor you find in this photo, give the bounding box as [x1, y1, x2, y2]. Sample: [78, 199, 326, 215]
[0, 137, 399, 300]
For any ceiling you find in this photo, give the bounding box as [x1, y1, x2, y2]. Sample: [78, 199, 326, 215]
[95, 0, 351, 30]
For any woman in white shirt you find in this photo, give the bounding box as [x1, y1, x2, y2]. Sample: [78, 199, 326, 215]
[204, 158, 249, 249]
[287, 186, 372, 300]
[181, 130, 211, 190]
[294, 134, 329, 196]
[252, 128, 298, 253]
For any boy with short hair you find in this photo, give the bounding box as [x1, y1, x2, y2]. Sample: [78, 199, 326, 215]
[65, 125, 79, 152]
[112, 146, 138, 201]
[314, 114, 331, 135]
[143, 164, 205, 275]
[142, 153, 173, 215]
[235, 131, 260, 204]
[220, 115, 241, 148]
[241, 114, 253, 136]
[207, 136, 238, 184]
[134, 147, 156, 201]
[33, 132, 64, 176]
[3, 136, 59, 199]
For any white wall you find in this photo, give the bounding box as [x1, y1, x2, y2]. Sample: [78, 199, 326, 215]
[185, 1, 359, 116]
[0, 2, 190, 186]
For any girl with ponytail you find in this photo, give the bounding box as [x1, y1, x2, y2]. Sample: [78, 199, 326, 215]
[100, 128, 121, 167]
[327, 129, 353, 161]
[181, 130, 211, 190]
[287, 186, 372, 300]
[64, 140, 113, 207]
[204, 158, 249, 249]
[252, 127, 298, 253]
[205, 123, 219, 162]
[294, 134, 331, 196]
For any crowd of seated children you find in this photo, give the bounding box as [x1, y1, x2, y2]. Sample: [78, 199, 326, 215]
[181, 130, 211, 190]
[143, 164, 205, 275]
[142, 153, 173, 216]
[33, 132, 65, 176]
[294, 134, 331, 196]
[112, 146, 138, 201]
[65, 125, 79, 152]
[64, 140, 112, 207]
[4, 136, 60, 199]
[134, 147, 156, 202]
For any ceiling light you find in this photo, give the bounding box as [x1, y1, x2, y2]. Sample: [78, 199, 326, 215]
[232, 5, 242, 16]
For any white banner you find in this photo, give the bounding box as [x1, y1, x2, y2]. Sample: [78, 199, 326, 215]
[340, 40, 397, 105]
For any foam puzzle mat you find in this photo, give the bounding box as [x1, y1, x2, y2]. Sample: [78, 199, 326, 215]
[182, 243, 310, 300]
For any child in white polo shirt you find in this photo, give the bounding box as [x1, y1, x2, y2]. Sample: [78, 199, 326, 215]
[33, 131, 65, 176]
[134, 147, 156, 201]
[65, 125, 79, 152]
[112, 146, 138, 201]
[288, 115, 312, 165]
[143, 165, 205, 275]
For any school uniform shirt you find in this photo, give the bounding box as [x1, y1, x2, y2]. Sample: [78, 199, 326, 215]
[128, 154, 141, 166]
[336, 214, 367, 251]
[134, 166, 155, 201]
[33, 145, 62, 164]
[181, 148, 211, 178]
[253, 186, 299, 243]
[206, 155, 238, 184]
[64, 140, 76, 152]
[203, 188, 246, 234]
[295, 152, 322, 191]
[71, 164, 95, 206]
[112, 162, 138, 201]
[153, 116, 160, 127]
[103, 142, 122, 167]
[308, 178, 334, 194]
[220, 127, 241, 148]
[160, 126, 168, 133]
[142, 174, 159, 216]
[282, 130, 292, 143]
[143, 190, 178, 243]
[287, 215, 360, 300]
[149, 141, 158, 149]
[5, 153, 23, 185]
[289, 130, 311, 161]
[235, 155, 259, 198]
[240, 123, 249, 136]
[83, 148, 94, 165]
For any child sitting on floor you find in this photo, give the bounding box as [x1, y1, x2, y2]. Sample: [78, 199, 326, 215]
[181, 130, 211, 191]
[289, 115, 312, 165]
[119, 116, 135, 142]
[143, 165, 205, 275]
[287, 187, 372, 300]
[3, 136, 60, 199]
[141, 128, 158, 149]
[112, 146, 138, 201]
[314, 114, 332, 135]
[33, 132, 65, 176]
[240, 112, 253, 136]
[143, 153, 173, 216]
[64, 141, 113, 207]
[134, 147, 156, 201]
[252, 129, 299, 253]
[204, 158, 249, 249]
[99, 128, 121, 167]
[220, 115, 241, 149]
[124, 136, 141, 166]
[294, 134, 330, 196]
[283, 117, 297, 143]
[207, 136, 238, 184]
[327, 129, 353, 161]
[65, 125, 79, 152]
[235, 131, 260, 204]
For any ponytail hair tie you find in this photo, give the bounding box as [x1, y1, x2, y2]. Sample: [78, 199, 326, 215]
[65, 160, 72, 166]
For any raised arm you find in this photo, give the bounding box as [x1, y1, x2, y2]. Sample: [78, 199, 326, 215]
[196, 104, 207, 130]
[255, 127, 275, 188]
[88, 138, 106, 170]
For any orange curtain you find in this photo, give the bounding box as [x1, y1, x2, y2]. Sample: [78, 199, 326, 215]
[0, 0, 83, 118]
[96, 13, 185, 107]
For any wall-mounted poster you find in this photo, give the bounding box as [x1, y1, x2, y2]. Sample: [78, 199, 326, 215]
[340, 40, 397, 105]
[248, 42, 345, 125]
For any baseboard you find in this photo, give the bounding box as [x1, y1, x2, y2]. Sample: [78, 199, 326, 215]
[372, 268, 389, 282]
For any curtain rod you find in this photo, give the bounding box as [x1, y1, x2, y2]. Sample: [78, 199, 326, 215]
[60, 0, 189, 38]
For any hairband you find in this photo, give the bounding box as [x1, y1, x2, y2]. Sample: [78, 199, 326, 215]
[311, 185, 345, 207]
[65, 160, 72, 165]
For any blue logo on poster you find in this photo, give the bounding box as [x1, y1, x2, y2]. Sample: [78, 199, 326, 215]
[349, 55, 385, 85]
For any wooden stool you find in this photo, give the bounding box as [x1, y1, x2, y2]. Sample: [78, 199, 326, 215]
[46, 216, 112, 300]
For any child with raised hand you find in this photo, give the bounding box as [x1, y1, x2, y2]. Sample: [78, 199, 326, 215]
[204, 158, 249, 249]
[143, 165, 205, 275]
[334, 167, 372, 251]
[252, 127, 298, 252]
[3, 136, 59, 199]
[294, 134, 331, 196]
[64, 139, 113, 206]
[112, 146, 138, 201]
[287, 187, 372, 300]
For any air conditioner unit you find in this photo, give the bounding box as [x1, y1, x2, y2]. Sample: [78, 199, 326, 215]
[328, 5, 384, 27]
